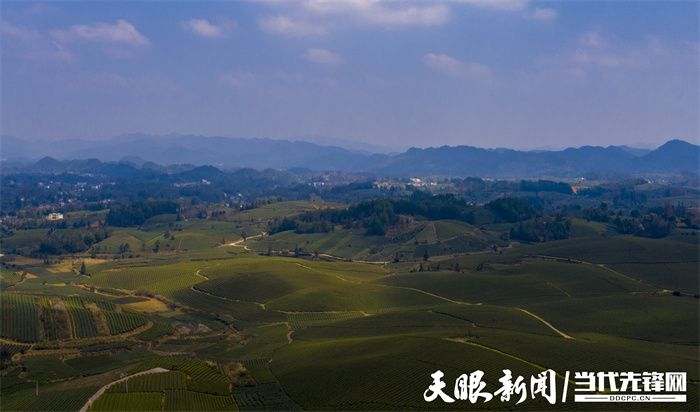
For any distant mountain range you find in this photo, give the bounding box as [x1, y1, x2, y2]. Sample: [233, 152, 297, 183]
[1, 133, 385, 173]
[2, 134, 697, 178]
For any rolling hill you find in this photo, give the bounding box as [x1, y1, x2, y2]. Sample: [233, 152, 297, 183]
[3, 134, 697, 178]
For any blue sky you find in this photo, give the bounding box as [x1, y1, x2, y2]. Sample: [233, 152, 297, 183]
[2, 1, 698, 150]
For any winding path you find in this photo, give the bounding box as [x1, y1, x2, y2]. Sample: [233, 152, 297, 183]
[78, 367, 170, 412]
[225, 233, 265, 251]
[516, 308, 574, 339]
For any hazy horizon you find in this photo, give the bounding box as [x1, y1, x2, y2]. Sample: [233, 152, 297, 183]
[3, 131, 684, 155]
[2, 1, 698, 150]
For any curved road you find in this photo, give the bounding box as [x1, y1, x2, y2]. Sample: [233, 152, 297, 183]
[517, 308, 574, 339]
[225, 233, 264, 251]
[78, 367, 170, 412]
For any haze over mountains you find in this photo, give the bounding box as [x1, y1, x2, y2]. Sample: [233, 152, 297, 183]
[2, 134, 697, 178]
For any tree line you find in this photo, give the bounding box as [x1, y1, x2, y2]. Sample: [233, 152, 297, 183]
[106, 201, 179, 227]
[38, 228, 112, 255]
[269, 192, 555, 240]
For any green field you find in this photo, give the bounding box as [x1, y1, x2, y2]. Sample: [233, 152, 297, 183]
[1, 293, 40, 342]
[84, 261, 205, 296]
[90, 392, 163, 411]
[0, 293, 148, 343]
[0, 229, 47, 250]
[522, 236, 699, 293]
[233, 201, 329, 222]
[1, 201, 698, 411]
[272, 335, 553, 410]
[194, 272, 296, 303]
[377, 259, 656, 304]
[2, 386, 100, 411]
[253, 219, 499, 261]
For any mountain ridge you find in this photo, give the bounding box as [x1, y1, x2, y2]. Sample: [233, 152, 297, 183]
[2, 134, 697, 178]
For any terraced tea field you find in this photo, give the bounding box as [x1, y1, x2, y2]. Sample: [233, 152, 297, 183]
[0, 293, 149, 343]
[1, 206, 697, 411]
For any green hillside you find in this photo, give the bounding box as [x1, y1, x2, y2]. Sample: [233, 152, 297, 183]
[1, 198, 697, 411]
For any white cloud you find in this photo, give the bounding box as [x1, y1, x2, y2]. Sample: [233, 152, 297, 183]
[219, 74, 245, 87]
[572, 50, 626, 68]
[576, 50, 646, 69]
[423, 53, 491, 78]
[363, 5, 449, 26]
[465, 62, 491, 76]
[72, 20, 149, 46]
[52, 20, 150, 47]
[1, 21, 40, 41]
[533, 8, 557, 21]
[46, 41, 74, 62]
[571, 32, 645, 69]
[580, 31, 606, 48]
[219, 71, 259, 88]
[301, 0, 369, 15]
[303, 1, 449, 26]
[258, 15, 327, 37]
[259, 1, 449, 36]
[303, 48, 344, 65]
[181, 19, 224, 38]
[458, 0, 529, 12]
[2, 21, 73, 61]
[539, 30, 695, 81]
[23, 43, 74, 62]
[423, 53, 464, 76]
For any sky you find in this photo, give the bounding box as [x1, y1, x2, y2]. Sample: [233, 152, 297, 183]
[2, 0, 698, 151]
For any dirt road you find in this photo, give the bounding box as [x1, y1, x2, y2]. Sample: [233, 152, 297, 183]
[78, 367, 170, 412]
